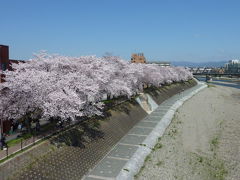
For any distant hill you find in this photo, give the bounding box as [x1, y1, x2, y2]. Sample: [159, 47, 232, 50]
[171, 61, 226, 67]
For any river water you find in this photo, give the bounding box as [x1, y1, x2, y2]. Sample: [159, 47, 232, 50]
[195, 76, 240, 89]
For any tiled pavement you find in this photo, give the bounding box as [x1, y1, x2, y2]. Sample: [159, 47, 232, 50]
[83, 83, 205, 180]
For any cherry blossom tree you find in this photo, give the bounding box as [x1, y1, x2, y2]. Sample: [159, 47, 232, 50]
[0, 52, 193, 122]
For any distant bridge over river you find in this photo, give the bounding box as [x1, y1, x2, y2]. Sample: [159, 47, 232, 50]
[189, 67, 240, 77]
[193, 73, 240, 77]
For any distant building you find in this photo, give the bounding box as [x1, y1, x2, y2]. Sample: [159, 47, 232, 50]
[211, 67, 225, 74]
[131, 53, 146, 63]
[0, 45, 25, 83]
[148, 61, 171, 67]
[225, 59, 240, 73]
[0, 45, 10, 71]
[0, 45, 26, 135]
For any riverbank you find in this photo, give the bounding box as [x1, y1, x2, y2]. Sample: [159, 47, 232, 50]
[0, 80, 196, 180]
[135, 83, 240, 180]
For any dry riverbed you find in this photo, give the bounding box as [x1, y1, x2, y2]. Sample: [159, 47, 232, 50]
[135, 84, 240, 180]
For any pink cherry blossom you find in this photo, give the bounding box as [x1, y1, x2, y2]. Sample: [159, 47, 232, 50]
[0, 52, 192, 122]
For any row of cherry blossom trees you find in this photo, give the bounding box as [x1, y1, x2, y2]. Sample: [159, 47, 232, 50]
[0, 52, 193, 122]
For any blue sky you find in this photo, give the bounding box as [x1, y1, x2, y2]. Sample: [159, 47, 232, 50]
[1, 0, 240, 62]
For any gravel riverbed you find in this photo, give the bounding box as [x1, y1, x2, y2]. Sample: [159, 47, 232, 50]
[135, 83, 240, 180]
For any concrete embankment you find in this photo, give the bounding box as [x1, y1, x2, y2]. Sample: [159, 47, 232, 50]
[84, 80, 205, 180]
[0, 80, 196, 180]
[135, 82, 240, 180]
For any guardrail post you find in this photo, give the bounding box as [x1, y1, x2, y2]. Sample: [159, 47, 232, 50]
[21, 139, 23, 150]
[6, 147, 8, 157]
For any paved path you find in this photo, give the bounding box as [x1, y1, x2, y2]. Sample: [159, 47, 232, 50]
[0, 120, 50, 161]
[83, 82, 206, 180]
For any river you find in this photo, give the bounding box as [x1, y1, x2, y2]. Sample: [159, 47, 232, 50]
[195, 76, 240, 89]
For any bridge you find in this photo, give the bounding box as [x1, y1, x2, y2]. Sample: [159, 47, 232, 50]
[193, 73, 240, 77]
[189, 67, 240, 77]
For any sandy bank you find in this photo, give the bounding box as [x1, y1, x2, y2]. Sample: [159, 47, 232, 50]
[136, 84, 240, 180]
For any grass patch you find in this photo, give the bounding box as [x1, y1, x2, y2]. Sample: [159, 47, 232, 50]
[7, 133, 32, 147]
[210, 137, 219, 151]
[152, 143, 163, 151]
[198, 156, 203, 163]
[156, 160, 163, 166]
[207, 84, 216, 88]
[6, 121, 58, 148]
[145, 155, 151, 162]
[176, 120, 182, 124]
[219, 120, 224, 128]
[191, 153, 227, 180]
[134, 165, 145, 179]
[168, 128, 178, 137]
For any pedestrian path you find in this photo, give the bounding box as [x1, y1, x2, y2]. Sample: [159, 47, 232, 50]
[0, 119, 52, 161]
[83, 82, 206, 180]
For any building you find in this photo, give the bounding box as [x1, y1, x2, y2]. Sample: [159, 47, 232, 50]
[225, 59, 240, 73]
[0, 45, 10, 83]
[0, 45, 24, 82]
[0, 45, 10, 71]
[148, 61, 171, 67]
[0, 45, 26, 135]
[131, 53, 146, 63]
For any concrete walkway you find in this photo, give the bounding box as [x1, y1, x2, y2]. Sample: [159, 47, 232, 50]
[83, 82, 206, 180]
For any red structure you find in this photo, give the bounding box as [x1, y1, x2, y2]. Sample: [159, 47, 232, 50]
[0, 45, 9, 83]
[0, 45, 25, 82]
[0, 45, 25, 134]
[0, 45, 10, 70]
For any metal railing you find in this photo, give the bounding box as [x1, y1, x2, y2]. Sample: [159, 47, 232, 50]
[0, 117, 92, 163]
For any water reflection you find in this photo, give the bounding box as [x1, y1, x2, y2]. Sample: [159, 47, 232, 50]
[210, 82, 240, 89]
